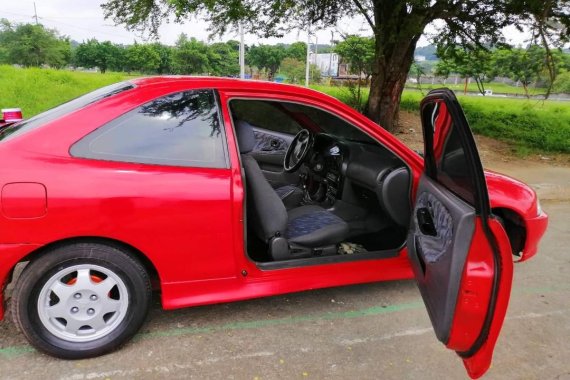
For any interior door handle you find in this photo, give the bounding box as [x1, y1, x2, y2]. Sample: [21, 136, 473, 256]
[417, 207, 437, 236]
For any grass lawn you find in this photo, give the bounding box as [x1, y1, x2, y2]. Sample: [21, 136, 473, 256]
[0, 65, 131, 117]
[406, 81, 547, 96]
[313, 84, 570, 154]
[1, 66, 568, 154]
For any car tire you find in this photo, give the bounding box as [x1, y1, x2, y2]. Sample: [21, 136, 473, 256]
[10, 243, 151, 359]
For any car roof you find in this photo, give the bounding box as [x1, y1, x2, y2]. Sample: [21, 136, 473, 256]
[129, 76, 328, 98]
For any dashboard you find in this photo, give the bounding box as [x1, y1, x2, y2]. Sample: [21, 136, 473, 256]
[306, 133, 411, 226]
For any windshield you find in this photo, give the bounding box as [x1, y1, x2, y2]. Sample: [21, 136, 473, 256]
[0, 81, 135, 142]
[279, 102, 376, 143]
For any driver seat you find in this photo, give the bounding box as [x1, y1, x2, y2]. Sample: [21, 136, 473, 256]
[236, 120, 349, 260]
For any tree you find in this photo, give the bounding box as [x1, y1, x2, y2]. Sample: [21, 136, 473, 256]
[74, 39, 122, 73]
[148, 42, 173, 74]
[209, 41, 240, 76]
[125, 42, 161, 73]
[334, 35, 374, 81]
[409, 61, 426, 93]
[436, 46, 494, 95]
[286, 42, 307, 61]
[172, 34, 211, 74]
[280, 57, 306, 83]
[0, 19, 71, 68]
[553, 71, 570, 93]
[334, 35, 375, 107]
[492, 46, 546, 98]
[279, 57, 320, 83]
[246, 44, 286, 79]
[101, 0, 570, 131]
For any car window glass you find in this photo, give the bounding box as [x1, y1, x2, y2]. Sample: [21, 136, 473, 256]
[230, 99, 375, 144]
[0, 82, 135, 142]
[230, 99, 302, 135]
[71, 90, 228, 168]
[423, 100, 475, 204]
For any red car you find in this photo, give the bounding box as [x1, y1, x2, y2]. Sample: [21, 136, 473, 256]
[0, 78, 547, 378]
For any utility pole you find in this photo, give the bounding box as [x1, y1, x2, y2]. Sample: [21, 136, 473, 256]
[239, 23, 245, 79]
[305, 23, 311, 87]
[33, 2, 39, 25]
[328, 31, 334, 77]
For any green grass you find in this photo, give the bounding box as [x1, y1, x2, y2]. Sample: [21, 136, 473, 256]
[406, 81, 547, 96]
[312, 84, 570, 154]
[399, 91, 570, 154]
[0, 65, 130, 117]
[1, 66, 568, 154]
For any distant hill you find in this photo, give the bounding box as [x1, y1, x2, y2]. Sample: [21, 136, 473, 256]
[414, 44, 437, 61]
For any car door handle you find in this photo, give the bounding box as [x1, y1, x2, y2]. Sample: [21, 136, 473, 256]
[417, 207, 437, 236]
[270, 139, 280, 148]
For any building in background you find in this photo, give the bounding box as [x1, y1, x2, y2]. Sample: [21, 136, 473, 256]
[309, 52, 340, 77]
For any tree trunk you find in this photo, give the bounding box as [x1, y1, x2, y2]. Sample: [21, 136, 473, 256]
[366, 37, 419, 132]
[365, 4, 425, 133]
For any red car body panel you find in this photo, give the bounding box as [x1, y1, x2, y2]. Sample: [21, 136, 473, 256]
[0, 78, 547, 374]
[460, 218, 514, 378]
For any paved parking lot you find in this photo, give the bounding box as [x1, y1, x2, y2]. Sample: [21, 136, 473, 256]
[1, 164, 569, 380]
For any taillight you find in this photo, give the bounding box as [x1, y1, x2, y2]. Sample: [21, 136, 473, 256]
[1, 108, 23, 123]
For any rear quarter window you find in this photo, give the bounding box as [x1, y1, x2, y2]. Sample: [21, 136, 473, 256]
[71, 89, 229, 169]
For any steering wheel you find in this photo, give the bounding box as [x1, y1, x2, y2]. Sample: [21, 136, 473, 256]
[284, 129, 313, 173]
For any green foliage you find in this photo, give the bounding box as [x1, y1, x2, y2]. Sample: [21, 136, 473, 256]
[246, 44, 287, 79]
[436, 46, 493, 94]
[2, 64, 568, 155]
[399, 91, 570, 154]
[74, 39, 124, 73]
[492, 46, 547, 97]
[172, 34, 211, 74]
[554, 72, 570, 93]
[279, 58, 305, 83]
[334, 36, 374, 79]
[147, 42, 173, 74]
[209, 41, 240, 76]
[0, 19, 71, 68]
[125, 42, 161, 73]
[313, 85, 569, 154]
[286, 42, 307, 61]
[0, 65, 130, 117]
[333, 35, 375, 110]
[101, 0, 570, 132]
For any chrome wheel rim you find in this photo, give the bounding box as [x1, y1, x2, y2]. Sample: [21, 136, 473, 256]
[37, 264, 129, 343]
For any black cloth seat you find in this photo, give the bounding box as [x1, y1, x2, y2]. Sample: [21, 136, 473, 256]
[274, 184, 304, 209]
[236, 120, 349, 255]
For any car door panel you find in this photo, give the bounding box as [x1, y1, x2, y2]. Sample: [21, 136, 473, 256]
[249, 128, 299, 186]
[409, 89, 514, 379]
[409, 174, 476, 344]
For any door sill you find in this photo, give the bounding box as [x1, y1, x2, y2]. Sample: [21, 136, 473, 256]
[255, 249, 401, 270]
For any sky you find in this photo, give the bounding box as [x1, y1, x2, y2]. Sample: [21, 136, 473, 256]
[0, 0, 530, 48]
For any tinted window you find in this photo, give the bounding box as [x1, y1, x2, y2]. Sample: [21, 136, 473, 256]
[423, 100, 475, 204]
[71, 90, 228, 168]
[0, 82, 135, 142]
[280, 102, 375, 143]
[230, 99, 374, 143]
[230, 100, 301, 135]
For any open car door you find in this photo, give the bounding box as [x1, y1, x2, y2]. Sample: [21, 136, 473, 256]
[408, 89, 514, 379]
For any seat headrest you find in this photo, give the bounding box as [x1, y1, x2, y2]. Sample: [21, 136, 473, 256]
[235, 120, 256, 154]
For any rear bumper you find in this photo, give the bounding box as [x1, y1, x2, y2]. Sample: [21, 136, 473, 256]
[0, 244, 41, 320]
[520, 211, 549, 262]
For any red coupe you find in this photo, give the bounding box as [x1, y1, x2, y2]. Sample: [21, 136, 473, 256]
[0, 78, 547, 378]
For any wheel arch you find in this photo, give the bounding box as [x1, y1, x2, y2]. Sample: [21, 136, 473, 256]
[7, 236, 161, 293]
[491, 207, 527, 259]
